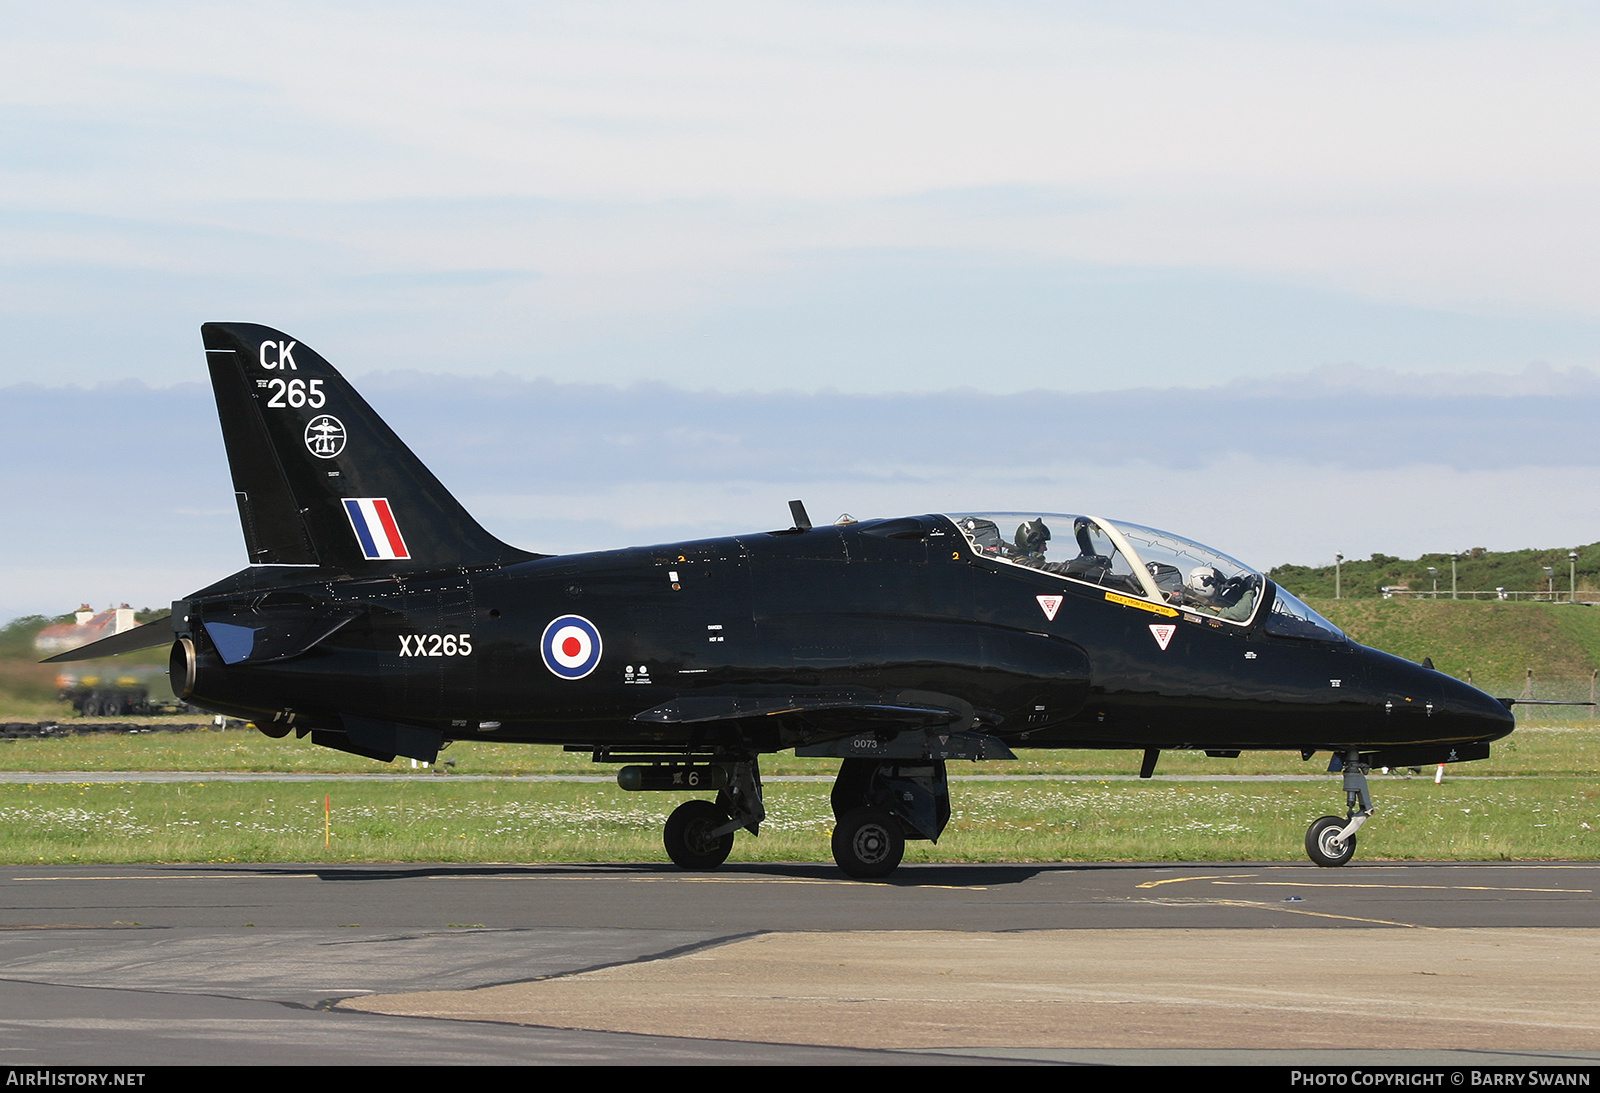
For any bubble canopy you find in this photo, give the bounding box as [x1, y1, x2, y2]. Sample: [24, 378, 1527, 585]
[947, 512, 1344, 641]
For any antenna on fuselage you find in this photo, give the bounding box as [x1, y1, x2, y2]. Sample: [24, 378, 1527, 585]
[788, 499, 813, 531]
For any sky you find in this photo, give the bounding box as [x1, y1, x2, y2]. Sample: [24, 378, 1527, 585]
[3, 3, 1599, 620]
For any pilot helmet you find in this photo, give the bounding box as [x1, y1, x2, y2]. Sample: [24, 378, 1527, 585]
[1016, 518, 1050, 555]
[1187, 566, 1222, 598]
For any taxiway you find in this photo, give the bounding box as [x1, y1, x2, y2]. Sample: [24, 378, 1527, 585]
[1, 861, 1596, 1065]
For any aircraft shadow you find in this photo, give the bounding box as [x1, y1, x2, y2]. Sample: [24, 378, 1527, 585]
[158, 859, 1206, 888]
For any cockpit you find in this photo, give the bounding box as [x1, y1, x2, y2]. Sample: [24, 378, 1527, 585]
[948, 513, 1341, 640]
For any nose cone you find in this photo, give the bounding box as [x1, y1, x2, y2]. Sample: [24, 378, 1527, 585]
[1365, 647, 1516, 746]
[1438, 672, 1517, 743]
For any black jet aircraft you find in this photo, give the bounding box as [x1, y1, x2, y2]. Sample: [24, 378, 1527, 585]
[51, 323, 1516, 878]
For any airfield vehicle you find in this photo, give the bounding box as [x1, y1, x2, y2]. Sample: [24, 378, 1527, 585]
[50, 324, 1516, 877]
[57, 667, 186, 717]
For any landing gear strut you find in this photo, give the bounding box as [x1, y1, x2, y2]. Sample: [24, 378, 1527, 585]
[1305, 749, 1373, 867]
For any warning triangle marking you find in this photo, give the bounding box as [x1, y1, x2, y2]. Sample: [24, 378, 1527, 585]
[1037, 595, 1063, 621]
[1149, 624, 1177, 651]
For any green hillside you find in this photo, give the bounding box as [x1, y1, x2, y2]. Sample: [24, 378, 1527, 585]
[1308, 597, 1600, 698]
[1272, 542, 1600, 600]
[1268, 538, 1600, 697]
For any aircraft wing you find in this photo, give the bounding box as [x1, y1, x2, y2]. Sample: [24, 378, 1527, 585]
[633, 693, 963, 727]
[634, 693, 1015, 761]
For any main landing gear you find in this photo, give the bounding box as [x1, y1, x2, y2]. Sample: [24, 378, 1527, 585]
[624, 754, 953, 880]
[650, 758, 947, 879]
[1305, 749, 1373, 867]
[831, 806, 905, 879]
[826, 758, 949, 878]
[614, 730, 1003, 879]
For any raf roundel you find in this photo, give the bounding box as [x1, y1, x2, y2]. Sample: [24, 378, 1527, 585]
[540, 615, 603, 680]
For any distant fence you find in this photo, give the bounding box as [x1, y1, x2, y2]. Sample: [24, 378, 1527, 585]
[1380, 588, 1600, 603]
[1466, 669, 1600, 719]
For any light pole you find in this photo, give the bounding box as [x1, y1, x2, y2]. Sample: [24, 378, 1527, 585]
[1571, 551, 1579, 603]
[1451, 552, 1459, 600]
[1335, 553, 1343, 600]
[1427, 566, 1439, 598]
[1544, 566, 1555, 599]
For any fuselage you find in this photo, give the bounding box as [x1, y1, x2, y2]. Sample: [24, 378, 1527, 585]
[173, 513, 1515, 759]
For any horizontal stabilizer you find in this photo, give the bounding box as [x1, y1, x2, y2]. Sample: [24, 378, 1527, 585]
[41, 617, 172, 663]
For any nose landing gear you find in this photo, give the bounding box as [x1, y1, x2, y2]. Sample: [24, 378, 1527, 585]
[1305, 749, 1374, 867]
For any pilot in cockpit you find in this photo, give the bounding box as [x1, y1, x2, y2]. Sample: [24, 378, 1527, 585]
[1012, 517, 1129, 589]
[1179, 565, 1259, 622]
[1012, 518, 1051, 564]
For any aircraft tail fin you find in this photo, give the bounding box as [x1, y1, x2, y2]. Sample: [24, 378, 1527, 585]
[201, 322, 536, 571]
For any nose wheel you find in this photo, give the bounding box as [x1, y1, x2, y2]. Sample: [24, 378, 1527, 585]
[1305, 815, 1357, 866]
[1305, 750, 1373, 867]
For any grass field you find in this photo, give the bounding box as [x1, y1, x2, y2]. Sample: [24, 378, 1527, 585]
[4, 776, 1595, 867]
[0, 723, 1594, 866]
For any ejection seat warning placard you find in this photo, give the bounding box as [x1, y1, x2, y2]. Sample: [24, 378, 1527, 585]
[1104, 591, 1179, 618]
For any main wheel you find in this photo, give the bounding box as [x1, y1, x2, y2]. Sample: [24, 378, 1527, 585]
[1305, 815, 1356, 867]
[663, 799, 734, 870]
[832, 806, 905, 879]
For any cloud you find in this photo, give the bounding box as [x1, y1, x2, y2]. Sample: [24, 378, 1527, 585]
[5, 241, 1599, 392]
[2, 5, 1598, 620]
[2, 5, 1600, 392]
[3, 366, 1595, 621]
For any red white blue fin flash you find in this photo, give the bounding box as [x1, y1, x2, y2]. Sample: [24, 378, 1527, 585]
[343, 497, 410, 560]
